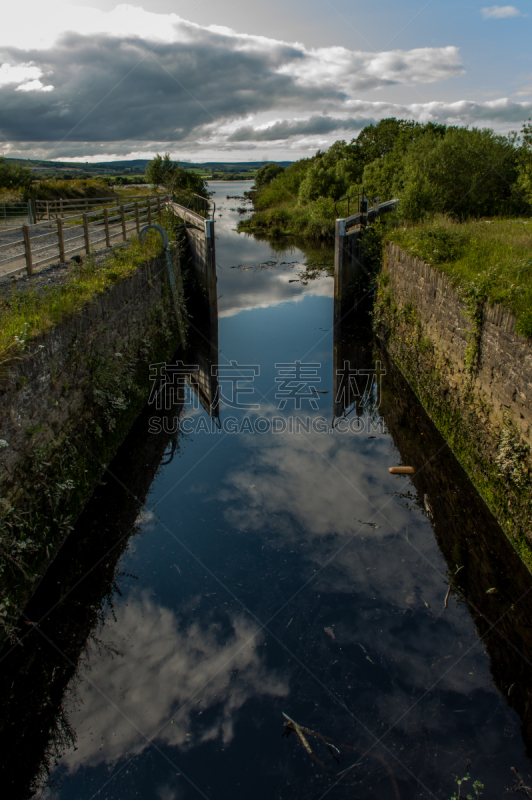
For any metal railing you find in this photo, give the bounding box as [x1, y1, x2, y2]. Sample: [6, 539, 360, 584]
[0, 195, 169, 280]
[181, 192, 215, 220]
[0, 202, 30, 227]
[334, 189, 375, 218]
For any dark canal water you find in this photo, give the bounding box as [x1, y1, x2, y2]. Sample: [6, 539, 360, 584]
[2, 182, 532, 800]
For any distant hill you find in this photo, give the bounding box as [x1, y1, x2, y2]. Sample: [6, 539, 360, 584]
[3, 157, 293, 178]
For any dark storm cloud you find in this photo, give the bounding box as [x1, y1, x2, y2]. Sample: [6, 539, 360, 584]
[0, 33, 341, 143]
[227, 115, 377, 141]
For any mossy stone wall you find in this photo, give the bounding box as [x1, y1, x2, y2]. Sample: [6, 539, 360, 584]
[0, 249, 182, 637]
[375, 241, 532, 567]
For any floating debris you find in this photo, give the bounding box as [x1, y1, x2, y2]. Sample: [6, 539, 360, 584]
[443, 565, 465, 609]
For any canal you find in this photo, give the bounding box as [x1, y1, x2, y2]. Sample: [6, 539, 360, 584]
[1, 181, 532, 800]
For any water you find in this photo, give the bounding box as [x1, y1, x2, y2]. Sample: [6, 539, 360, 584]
[2, 182, 532, 800]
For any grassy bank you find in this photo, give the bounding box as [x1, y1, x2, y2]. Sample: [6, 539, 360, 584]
[388, 215, 532, 337]
[0, 228, 169, 377]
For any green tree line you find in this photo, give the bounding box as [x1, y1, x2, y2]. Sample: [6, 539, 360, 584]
[241, 118, 532, 238]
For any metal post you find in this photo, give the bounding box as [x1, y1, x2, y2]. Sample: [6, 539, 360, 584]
[135, 202, 140, 233]
[104, 208, 110, 247]
[57, 217, 65, 262]
[120, 205, 127, 240]
[83, 213, 90, 254]
[22, 225, 33, 275]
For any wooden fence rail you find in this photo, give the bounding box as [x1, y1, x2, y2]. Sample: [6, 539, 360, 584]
[34, 193, 165, 221]
[0, 196, 169, 280]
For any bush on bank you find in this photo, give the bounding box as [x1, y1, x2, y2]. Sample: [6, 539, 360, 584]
[239, 118, 532, 241]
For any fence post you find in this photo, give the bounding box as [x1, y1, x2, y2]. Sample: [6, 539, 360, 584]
[82, 213, 90, 254]
[147, 199, 152, 224]
[157, 196, 161, 215]
[46, 201, 50, 220]
[22, 225, 33, 276]
[104, 208, 110, 247]
[120, 205, 127, 240]
[57, 218, 65, 262]
[135, 201, 140, 233]
[85, 198, 89, 212]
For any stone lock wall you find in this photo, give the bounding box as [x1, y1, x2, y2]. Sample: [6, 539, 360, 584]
[383, 242, 532, 442]
[0, 248, 183, 636]
[375, 241, 532, 567]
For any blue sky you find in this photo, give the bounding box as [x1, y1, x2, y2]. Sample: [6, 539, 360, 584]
[0, 0, 530, 162]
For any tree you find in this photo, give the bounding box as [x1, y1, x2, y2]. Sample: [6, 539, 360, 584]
[0, 158, 33, 193]
[517, 119, 532, 206]
[145, 153, 207, 198]
[254, 163, 285, 187]
[398, 127, 520, 221]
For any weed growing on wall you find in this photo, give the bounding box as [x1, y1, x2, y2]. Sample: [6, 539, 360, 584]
[390, 216, 532, 338]
[374, 275, 532, 568]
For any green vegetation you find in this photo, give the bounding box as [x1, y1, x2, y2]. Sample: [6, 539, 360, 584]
[389, 216, 532, 337]
[240, 118, 532, 240]
[0, 157, 33, 194]
[145, 152, 208, 199]
[0, 227, 169, 374]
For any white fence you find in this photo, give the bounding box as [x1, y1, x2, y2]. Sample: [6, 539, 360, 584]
[0, 195, 169, 280]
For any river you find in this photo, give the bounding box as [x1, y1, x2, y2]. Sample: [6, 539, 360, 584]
[1, 181, 532, 800]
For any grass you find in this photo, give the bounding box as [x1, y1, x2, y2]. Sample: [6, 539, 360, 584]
[238, 197, 338, 241]
[0, 230, 166, 374]
[388, 215, 532, 336]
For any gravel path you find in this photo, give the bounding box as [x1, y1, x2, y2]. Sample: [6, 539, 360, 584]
[0, 219, 139, 284]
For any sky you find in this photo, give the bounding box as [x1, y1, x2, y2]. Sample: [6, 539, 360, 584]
[0, 0, 531, 163]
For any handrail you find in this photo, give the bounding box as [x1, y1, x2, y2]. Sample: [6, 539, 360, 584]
[182, 192, 215, 220]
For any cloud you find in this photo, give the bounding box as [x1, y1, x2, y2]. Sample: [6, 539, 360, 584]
[60, 594, 288, 771]
[278, 45, 463, 92]
[481, 5, 527, 18]
[0, 3, 525, 160]
[222, 97, 532, 145]
[0, 62, 53, 92]
[227, 115, 372, 141]
[0, 6, 463, 151]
